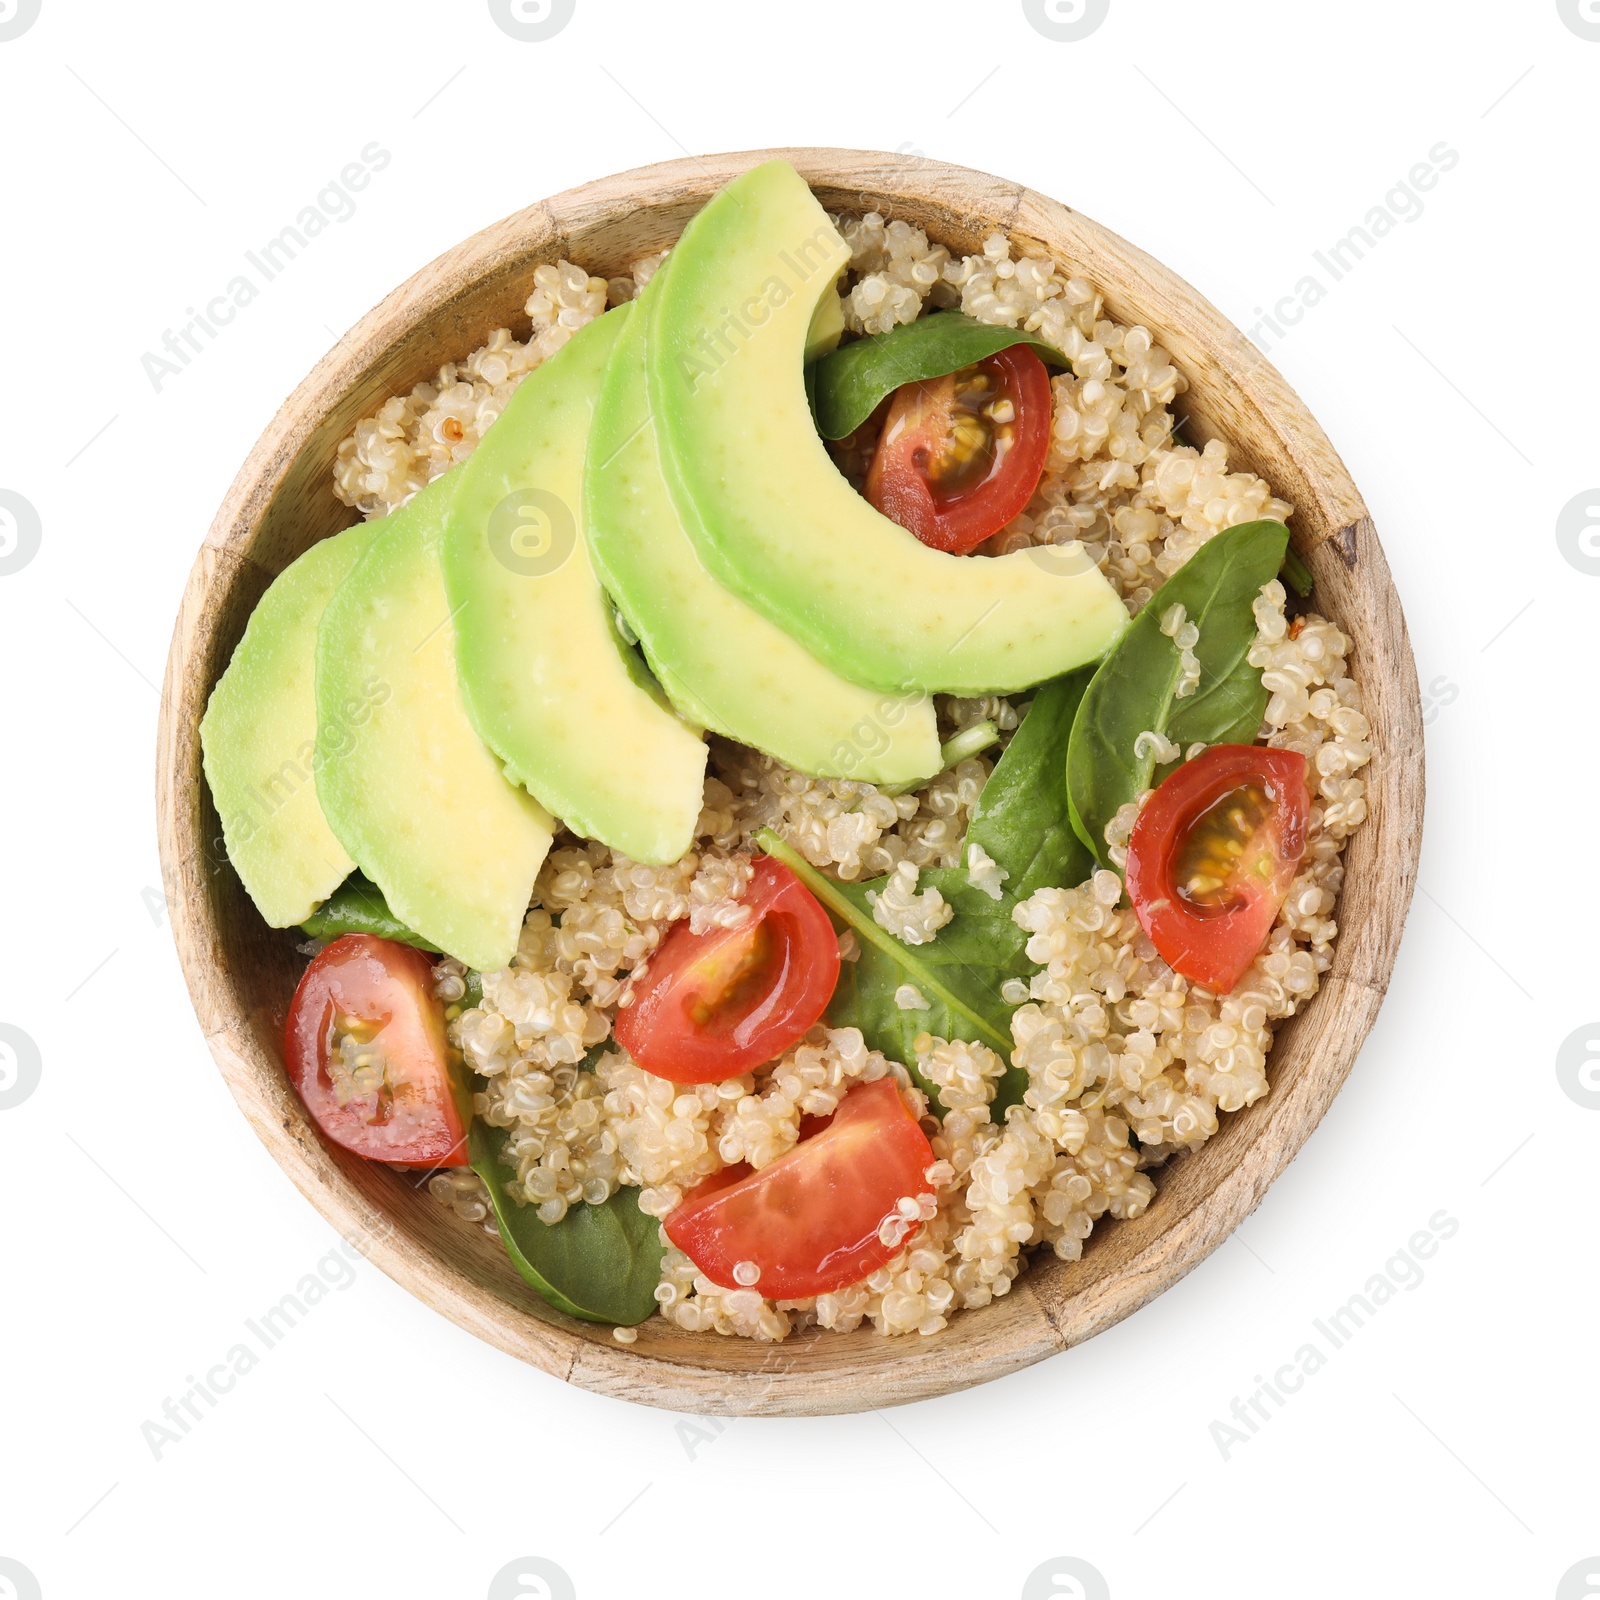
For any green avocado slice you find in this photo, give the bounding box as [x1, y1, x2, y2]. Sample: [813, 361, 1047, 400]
[648, 159, 1129, 696]
[443, 306, 708, 865]
[585, 271, 941, 786]
[200, 520, 379, 928]
[314, 470, 555, 973]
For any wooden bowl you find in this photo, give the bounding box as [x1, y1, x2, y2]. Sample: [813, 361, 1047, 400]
[156, 148, 1423, 1416]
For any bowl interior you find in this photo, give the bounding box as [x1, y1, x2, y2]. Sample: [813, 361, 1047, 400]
[158, 149, 1422, 1415]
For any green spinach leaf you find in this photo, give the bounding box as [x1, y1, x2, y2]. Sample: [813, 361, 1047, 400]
[771, 670, 1097, 1115]
[1066, 519, 1289, 868]
[965, 671, 1095, 901]
[759, 829, 1015, 1059]
[299, 872, 442, 953]
[827, 868, 1030, 1105]
[469, 1119, 664, 1326]
[808, 311, 1075, 440]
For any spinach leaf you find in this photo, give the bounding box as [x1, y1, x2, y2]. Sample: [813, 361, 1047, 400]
[772, 670, 1098, 1115]
[808, 311, 1075, 440]
[759, 829, 1015, 1059]
[1066, 519, 1289, 868]
[827, 868, 1030, 1108]
[469, 1119, 664, 1325]
[965, 671, 1095, 901]
[299, 873, 442, 953]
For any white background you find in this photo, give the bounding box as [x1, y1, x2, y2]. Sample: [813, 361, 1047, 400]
[1, 2, 1595, 1597]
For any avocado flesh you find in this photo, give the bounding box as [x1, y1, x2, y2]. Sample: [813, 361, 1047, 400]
[315, 470, 555, 972]
[200, 521, 379, 928]
[648, 159, 1129, 695]
[443, 307, 708, 865]
[585, 274, 941, 785]
[803, 277, 846, 359]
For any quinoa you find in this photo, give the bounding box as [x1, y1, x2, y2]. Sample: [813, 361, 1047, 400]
[332, 259, 614, 518]
[965, 842, 1009, 901]
[331, 217, 1368, 1342]
[867, 860, 954, 945]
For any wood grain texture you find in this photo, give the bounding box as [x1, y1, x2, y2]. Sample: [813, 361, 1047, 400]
[156, 148, 1424, 1417]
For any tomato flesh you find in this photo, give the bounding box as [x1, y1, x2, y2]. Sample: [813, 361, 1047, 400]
[284, 933, 469, 1166]
[664, 1078, 935, 1297]
[1125, 745, 1310, 994]
[864, 343, 1053, 554]
[614, 856, 839, 1082]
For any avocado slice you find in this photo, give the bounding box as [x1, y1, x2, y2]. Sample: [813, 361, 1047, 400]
[585, 271, 941, 786]
[647, 159, 1129, 695]
[442, 307, 708, 865]
[315, 470, 555, 972]
[804, 277, 846, 361]
[200, 521, 379, 928]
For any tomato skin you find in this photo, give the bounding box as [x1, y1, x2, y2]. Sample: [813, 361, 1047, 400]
[285, 934, 469, 1167]
[1125, 745, 1310, 995]
[864, 343, 1053, 554]
[614, 856, 839, 1083]
[664, 1078, 935, 1298]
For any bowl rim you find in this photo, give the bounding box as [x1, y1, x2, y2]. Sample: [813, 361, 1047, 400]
[156, 146, 1424, 1416]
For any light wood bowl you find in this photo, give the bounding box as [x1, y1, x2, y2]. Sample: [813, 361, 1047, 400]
[157, 148, 1423, 1416]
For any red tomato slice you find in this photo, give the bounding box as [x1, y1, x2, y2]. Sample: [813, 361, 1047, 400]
[614, 856, 839, 1083]
[664, 1078, 935, 1298]
[284, 934, 469, 1167]
[678, 1163, 753, 1206]
[1125, 745, 1310, 994]
[864, 343, 1053, 554]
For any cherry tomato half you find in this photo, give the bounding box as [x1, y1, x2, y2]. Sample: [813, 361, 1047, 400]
[864, 343, 1053, 554]
[614, 856, 839, 1083]
[285, 934, 469, 1167]
[664, 1078, 936, 1297]
[1125, 745, 1310, 995]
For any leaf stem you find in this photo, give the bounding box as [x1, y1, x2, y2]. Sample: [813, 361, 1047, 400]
[879, 720, 999, 798]
[1281, 547, 1314, 597]
[940, 719, 999, 767]
[755, 828, 1013, 1056]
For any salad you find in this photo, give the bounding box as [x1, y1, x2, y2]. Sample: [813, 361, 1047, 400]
[200, 161, 1370, 1344]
